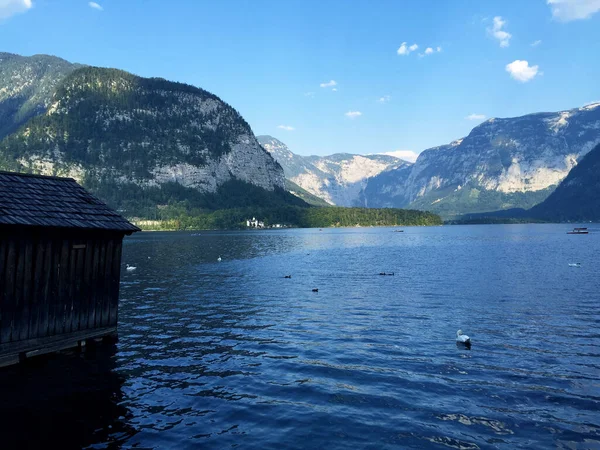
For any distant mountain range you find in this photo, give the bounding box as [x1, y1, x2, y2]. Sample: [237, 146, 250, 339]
[364, 103, 600, 217]
[257, 135, 410, 206]
[1, 52, 599, 222]
[263, 103, 600, 219]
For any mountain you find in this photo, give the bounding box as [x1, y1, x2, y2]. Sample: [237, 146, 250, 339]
[0, 63, 300, 216]
[530, 143, 600, 221]
[0, 52, 79, 140]
[257, 135, 411, 206]
[362, 103, 600, 217]
[285, 179, 331, 207]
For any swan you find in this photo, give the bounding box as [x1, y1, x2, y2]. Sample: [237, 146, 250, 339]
[456, 330, 471, 344]
[568, 263, 581, 267]
[217, 256, 222, 262]
[126, 264, 136, 271]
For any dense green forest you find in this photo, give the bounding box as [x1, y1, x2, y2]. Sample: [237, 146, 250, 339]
[132, 205, 443, 231]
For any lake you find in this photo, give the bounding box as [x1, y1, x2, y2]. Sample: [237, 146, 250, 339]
[1, 224, 599, 449]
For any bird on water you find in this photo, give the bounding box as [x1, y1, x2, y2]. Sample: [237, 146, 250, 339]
[217, 256, 222, 262]
[456, 330, 471, 344]
[126, 264, 136, 271]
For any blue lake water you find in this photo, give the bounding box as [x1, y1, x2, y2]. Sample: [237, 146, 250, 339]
[1, 224, 599, 449]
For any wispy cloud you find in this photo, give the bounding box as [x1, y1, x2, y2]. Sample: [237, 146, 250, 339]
[378, 95, 391, 103]
[487, 16, 512, 47]
[418, 46, 442, 57]
[466, 114, 486, 121]
[332, 88, 338, 92]
[379, 150, 419, 163]
[277, 125, 295, 131]
[397, 42, 418, 55]
[304, 92, 315, 98]
[88, 1, 103, 11]
[547, 0, 600, 21]
[320, 80, 337, 88]
[506, 60, 540, 82]
[0, 0, 32, 20]
[531, 39, 542, 47]
[345, 111, 362, 119]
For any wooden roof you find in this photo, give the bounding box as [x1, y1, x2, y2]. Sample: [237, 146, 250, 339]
[0, 171, 140, 233]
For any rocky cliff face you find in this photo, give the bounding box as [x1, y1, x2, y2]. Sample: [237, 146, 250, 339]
[0, 52, 79, 139]
[362, 103, 600, 217]
[530, 142, 600, 221]
[0, 66, 285, 204]
[258, 135, 410, 206]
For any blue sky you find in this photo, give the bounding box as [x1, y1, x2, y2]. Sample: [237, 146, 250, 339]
[1, 0, 599, 159]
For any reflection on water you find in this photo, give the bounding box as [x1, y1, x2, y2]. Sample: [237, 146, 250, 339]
[0, 344, 131, 449]
[2, 225, 600, 449]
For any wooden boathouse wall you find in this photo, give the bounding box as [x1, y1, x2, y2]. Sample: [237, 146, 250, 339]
[0, 171, 139, 367]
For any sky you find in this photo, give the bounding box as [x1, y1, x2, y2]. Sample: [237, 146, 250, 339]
[1, 0, 599, 160]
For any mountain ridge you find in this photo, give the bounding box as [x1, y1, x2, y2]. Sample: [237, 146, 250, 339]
[361, 103, 600, 217]
[257, 135, 411, 206]
[0, 59, 298, 216]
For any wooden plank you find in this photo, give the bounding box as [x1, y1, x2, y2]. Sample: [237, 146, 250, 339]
[110, 239, 123, 327]
[11, 239, 26, 343]
[66, 239, 78, 333]
[28, 236, 45, 339]
[101, 239, 115, 327]
[0, 238, 7, 344]
[17, 238, 34, 341]
[79, 238, 94, 331]
[47, 238, 61, 336]
[38, 238, 53, 339]
[0, 325, 118, 367]
[89, 239, 100, 330]
[1, 240, 17, 344]
[94, 240, 107, 328]
[55, 238, 71, 336]
[71, 240, 86, 332]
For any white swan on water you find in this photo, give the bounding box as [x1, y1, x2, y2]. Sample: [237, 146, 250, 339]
[126, 264, 136, 271]
[456, 330, 471, 344]
[217, 256, 222, 262]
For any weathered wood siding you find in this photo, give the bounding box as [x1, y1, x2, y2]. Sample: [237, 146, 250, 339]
[0, 230, 123, 352]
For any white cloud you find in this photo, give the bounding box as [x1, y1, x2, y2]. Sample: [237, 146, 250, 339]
[0, 0, 32, 20]
[88, 1, 103, 11]
[397, 42, 419, 55]
[488, 16, 512, 47]
[332, 88, 338, 92]
[466, 113, 486, 121]
[320, 80, 337, 88]
[418, 46, 442, 57]
[304, 92, 315, 98]
[506, 60, 540, 82]
[378, 95, 391, 103]
[379, 150, 419, 163]
[531, 40, 542, 47]
[547, 0, 600, 21]
[277, 125, 295, 131]
[345, 111, 362, 118]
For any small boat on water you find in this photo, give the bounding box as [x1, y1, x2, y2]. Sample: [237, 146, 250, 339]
[567, 227, 589, 235]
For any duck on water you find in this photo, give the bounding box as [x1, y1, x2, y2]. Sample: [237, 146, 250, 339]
[456, 330, 471, 349]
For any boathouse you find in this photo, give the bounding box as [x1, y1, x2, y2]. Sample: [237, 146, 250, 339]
[0, 171, 140, 367]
